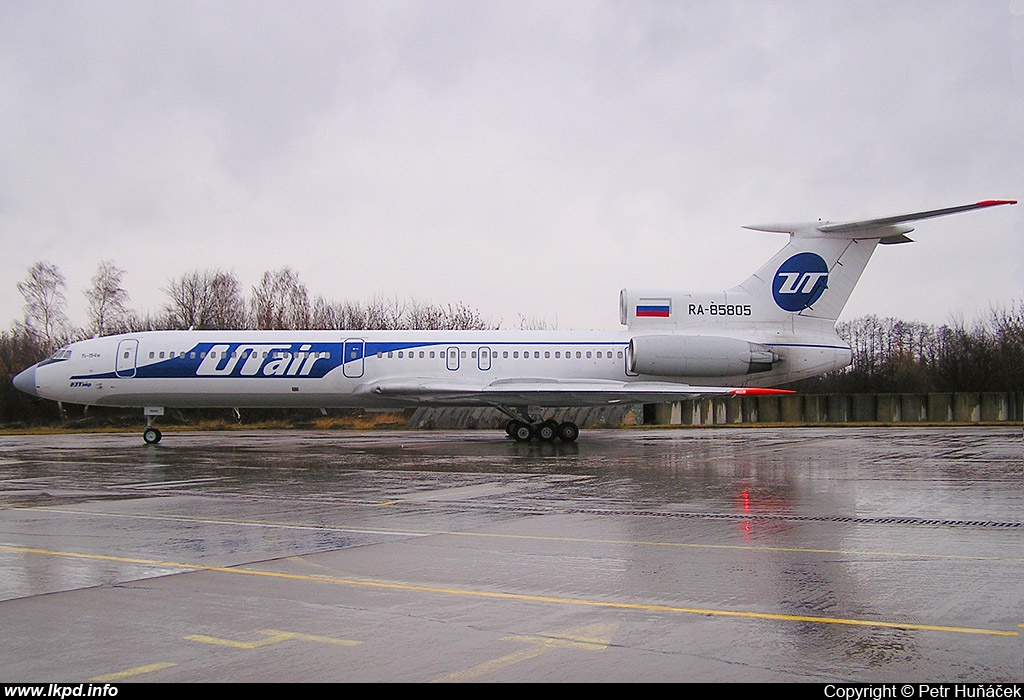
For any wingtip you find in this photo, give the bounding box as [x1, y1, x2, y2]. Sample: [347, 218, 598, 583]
[976, 199, 1016, 207]
[730, 388, 797, 396]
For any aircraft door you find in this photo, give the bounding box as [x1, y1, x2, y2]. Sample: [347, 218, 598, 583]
[343, 339, 364, 378]
[446, 347, 460, 371]
[477, 346, 491, 371]
[116, 339, 139, 378]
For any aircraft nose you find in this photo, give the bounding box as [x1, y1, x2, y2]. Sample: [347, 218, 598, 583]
[12, 365, 38, 397]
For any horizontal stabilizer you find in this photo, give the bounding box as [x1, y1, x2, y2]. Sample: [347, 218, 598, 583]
[744, 200, 1015, 238]
[817, 200, 1016, 233]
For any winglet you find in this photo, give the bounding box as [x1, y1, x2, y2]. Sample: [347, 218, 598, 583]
[730, 388, 797, 396]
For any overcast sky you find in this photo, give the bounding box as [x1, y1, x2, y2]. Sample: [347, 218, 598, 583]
[2, 0, 1021, 332]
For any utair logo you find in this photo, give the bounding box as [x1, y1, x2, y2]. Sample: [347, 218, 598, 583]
[772, 252, 829, 312]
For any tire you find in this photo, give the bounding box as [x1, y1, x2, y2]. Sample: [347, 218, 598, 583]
[512, 422, 534, 442]
[143, 427, 162, 445]
[557, 422, 579, 443]
[537, 420, 557, 442]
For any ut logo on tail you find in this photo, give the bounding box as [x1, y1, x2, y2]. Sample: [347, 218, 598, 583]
[772, 252, 829, 311]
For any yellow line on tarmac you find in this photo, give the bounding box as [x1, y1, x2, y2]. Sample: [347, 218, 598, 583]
[432, 646, 550, 683]
[89, 662, 176, 681]
[2, 544, 1017, 639]
[185, 629, 360, 648]
[434, 624, 614, 682]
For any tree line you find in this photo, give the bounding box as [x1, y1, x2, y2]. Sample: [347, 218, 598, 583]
[791, 304, 1024, 394]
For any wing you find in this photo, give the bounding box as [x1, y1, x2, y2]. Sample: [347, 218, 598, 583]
[355, 376, 793, 408]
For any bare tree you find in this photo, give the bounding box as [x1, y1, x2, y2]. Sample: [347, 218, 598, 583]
[17, 261, 71, 351]
[517, 313, 552, 330]
[250, 267, 310, 330]
[163, 269, 247, 330]
[85, 260, 132, 336]
[206, 270, 248, 329]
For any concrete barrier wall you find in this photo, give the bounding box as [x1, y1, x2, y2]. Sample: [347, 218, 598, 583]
[408, 391, 1022, 429]
[666, 391, 1023, 425]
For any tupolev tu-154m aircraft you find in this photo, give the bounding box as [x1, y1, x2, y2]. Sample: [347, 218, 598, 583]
[13, 199, 1016, 444]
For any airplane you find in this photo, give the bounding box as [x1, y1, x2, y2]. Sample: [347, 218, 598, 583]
[12, 199, 1016, 444]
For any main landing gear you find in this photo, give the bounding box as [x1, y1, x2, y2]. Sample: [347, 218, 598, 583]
[497, 406, 580, 443]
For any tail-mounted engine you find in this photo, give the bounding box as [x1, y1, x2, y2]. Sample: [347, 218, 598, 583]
[629, 335, 775, 377]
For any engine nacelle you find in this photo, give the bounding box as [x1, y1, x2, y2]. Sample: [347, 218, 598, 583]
[629, 335, 775, 377]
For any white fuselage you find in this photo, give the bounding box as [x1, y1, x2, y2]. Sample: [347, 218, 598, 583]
[23, 327, 849, 410]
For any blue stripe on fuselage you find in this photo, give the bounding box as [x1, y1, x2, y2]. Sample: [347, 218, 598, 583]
[70, 339, 631, 381]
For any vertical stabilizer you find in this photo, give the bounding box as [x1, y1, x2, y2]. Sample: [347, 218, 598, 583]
[735, 200, 1016, 326]
[731, 228, 882, 324]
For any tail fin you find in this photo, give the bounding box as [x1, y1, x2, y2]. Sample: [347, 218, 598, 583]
[733, 200, 1016, 324]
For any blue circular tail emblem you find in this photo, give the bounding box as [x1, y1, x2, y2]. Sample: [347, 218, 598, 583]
[772, 253, 829, 312]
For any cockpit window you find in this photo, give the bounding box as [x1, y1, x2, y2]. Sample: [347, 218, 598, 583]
[36, 347, 73, 368]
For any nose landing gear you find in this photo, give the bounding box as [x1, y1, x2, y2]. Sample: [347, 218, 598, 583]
[142, 406, 164, 444]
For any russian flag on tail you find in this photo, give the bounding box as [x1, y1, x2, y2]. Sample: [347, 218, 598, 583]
[636, 298, 671, 318]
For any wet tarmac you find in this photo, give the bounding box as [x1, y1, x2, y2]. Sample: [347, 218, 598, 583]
[0, 426, 1021, 682]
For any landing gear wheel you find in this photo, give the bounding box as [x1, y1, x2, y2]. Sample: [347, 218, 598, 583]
[143, 427, 162, 445]
[537, 420, 558, 442]
[512, 422, 534, 442]
[505, 419, 518, 437]
[557, 421, 579, 443]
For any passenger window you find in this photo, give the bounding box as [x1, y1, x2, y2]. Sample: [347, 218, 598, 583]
[149, 352, 155, 359]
